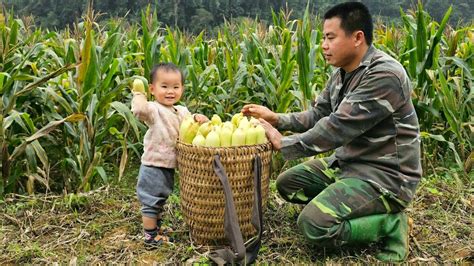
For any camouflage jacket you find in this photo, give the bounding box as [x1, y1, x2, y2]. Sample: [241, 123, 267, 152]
[278, 46, 422, 203]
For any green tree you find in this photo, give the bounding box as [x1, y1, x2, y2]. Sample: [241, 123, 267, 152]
[2, 0, 473, 32]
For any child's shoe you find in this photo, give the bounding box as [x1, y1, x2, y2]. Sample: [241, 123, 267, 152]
[157, 219, 174, 235]
[144, 233, 173, 249]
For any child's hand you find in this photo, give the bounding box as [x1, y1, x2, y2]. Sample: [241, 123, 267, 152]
[194, 114, 209, 124]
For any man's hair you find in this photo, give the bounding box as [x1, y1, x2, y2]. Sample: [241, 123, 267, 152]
[323, 2, 373, 45]
[150, 62, 184, 85]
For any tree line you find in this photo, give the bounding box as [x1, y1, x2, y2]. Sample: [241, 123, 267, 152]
[2, 0, 473, 32]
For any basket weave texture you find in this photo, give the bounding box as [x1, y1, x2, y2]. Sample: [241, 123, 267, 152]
[176, 141, 272, 245]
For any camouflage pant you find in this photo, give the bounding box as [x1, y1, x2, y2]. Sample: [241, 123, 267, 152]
[276, 157, 407, 247]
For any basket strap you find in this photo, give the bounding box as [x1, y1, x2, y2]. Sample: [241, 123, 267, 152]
[244, 154, 263, 263]
[209, 154, 263, 265]
[209, 154, 246, 264]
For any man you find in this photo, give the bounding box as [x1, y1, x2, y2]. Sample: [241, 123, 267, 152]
[242, 2, 421, 262]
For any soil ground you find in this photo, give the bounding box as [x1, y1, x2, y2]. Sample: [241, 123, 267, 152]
[1, 165, 472, 264]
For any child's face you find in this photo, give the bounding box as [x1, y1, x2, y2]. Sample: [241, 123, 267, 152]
[150, 69, 184, 107]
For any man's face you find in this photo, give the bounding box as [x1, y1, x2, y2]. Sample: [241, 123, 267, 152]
[322, 17, 359, 71]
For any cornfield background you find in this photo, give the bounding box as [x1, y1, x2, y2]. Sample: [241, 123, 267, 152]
[1, 3, 472, 196]
[0, 2, 473, 264]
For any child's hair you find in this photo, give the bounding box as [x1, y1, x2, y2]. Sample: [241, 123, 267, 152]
[323, 2, 373, 45]
[149, 63, 185, 85]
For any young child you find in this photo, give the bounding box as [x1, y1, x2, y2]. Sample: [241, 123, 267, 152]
[131, 63, 208, 248]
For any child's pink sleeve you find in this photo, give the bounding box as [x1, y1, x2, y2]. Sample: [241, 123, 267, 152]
[131, 93, 155, 125]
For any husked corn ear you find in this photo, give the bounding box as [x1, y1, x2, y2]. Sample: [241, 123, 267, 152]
[222, 121, 234, 131]
[198, 122, 213, 137]
[255, 124, 267, 144]
[192, 134, 206, 146]
[205, 129, 220, 147]
[231, 113, 243, 128]
[231, 128, 246, 146]
[211, 114, 222, 126]
[179, 116, 194, 139]
[220, 127, 233, 147]
[132, 78, 145, 93]
[245, 126, 258, 145]
[183, 122, 200, 144]
[238, 116, 250, 130]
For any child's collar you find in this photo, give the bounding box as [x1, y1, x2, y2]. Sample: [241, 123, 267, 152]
[155, 101, 178, 112]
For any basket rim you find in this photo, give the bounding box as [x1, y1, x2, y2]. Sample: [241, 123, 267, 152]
[176, 140, 272, 151]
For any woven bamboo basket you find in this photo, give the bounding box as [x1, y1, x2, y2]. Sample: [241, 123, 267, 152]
[176, 141, 272, 245]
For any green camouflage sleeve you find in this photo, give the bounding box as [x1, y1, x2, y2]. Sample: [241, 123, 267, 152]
[277, 85, 332, 133]
[280, 71, 407, 160]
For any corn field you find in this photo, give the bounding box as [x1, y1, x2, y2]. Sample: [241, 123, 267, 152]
[1, 4, 473, 197]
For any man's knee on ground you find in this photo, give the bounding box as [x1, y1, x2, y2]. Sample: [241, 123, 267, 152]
[296, 203, 346, 247]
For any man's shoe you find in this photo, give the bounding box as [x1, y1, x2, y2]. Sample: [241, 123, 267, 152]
[348, 212, 411, 262]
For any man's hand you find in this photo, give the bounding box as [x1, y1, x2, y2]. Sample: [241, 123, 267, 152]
[241, 104, 278, 126]
[258, 118, 282, 150]
[194, 114, 209, 123]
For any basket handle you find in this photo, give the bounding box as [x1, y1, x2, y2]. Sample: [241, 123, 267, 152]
[209, 154, 263, 265]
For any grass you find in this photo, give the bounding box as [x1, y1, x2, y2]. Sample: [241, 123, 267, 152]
[0, 164, 472, 264]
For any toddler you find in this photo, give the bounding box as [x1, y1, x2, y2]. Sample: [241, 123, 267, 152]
[131, 63, 208, 248]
